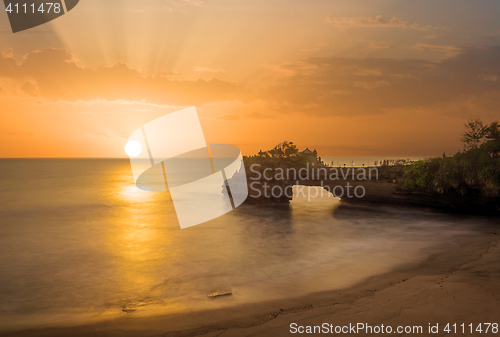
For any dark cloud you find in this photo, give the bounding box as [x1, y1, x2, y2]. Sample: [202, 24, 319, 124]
[325, 15, 446, 31]
[1, 47, 500, 118]
[261, 46, 500, 117]
[0, 48, 253, 105]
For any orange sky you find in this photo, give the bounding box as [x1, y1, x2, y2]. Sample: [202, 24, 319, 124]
[1, 0, 500, 158]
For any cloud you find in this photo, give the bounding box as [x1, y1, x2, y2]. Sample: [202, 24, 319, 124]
[218, 111, 270, 121]
[354, 80, 390, 89]
[1, 48, 13, 58]
[361, 40, 391, 50]
[412, 43, 463, 57]
[162, 6, 188, 14]
[181, 0, 204, 6]
[300, 43, 329, 52]
[325, 15, 447, 31]
[168, 0, 204, 7]
[479, 74, 498, 82]
[2, 46, 500, 121]
[162, 0, 204, 13]
[260, 46, 500, 117]
[193, 66, 226, 73]
[0, 48, 253, 106]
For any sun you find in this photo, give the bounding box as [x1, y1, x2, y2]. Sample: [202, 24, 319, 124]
[125, 141, 142, 157]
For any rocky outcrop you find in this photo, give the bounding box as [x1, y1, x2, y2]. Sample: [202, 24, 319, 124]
[240, 165, 500, 214]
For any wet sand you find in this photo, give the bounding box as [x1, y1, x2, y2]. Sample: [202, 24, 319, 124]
[1, 232, 499, 337]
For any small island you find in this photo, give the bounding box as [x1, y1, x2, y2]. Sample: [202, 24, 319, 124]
[236, 120, 499, 214]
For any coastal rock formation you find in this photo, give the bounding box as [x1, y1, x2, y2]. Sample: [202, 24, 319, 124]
[239, 165, 499, 214]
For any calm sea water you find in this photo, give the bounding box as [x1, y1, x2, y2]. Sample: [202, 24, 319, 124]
[0, 159, 494, 332]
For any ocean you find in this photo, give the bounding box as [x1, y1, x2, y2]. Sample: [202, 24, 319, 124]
[0, 159, 494, 332]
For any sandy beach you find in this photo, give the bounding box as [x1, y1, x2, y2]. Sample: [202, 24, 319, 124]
[2, 228, 498, 337]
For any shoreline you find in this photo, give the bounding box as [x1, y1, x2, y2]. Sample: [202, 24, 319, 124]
[2, 226, 498, 337]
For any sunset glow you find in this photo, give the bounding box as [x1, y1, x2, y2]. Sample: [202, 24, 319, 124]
[1, 0, 499, 158]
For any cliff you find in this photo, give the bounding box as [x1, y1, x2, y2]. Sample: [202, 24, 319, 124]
[240, 165, 500, 215]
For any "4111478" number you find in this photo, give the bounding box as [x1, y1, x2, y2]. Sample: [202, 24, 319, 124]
[5, 2, 62, 14]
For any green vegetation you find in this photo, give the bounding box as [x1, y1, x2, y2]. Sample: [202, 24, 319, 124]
[245, 141, 317, 170]
[402, 160, 431, 191]
[402, 120, 500, 197]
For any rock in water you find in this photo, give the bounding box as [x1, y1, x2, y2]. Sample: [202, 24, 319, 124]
[122, 303, 137, 313]
[208, 289, 232, 298]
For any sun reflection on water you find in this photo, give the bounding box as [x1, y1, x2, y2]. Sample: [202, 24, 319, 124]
[103, 174, 181, 302]
[118, 183, 157, 204]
